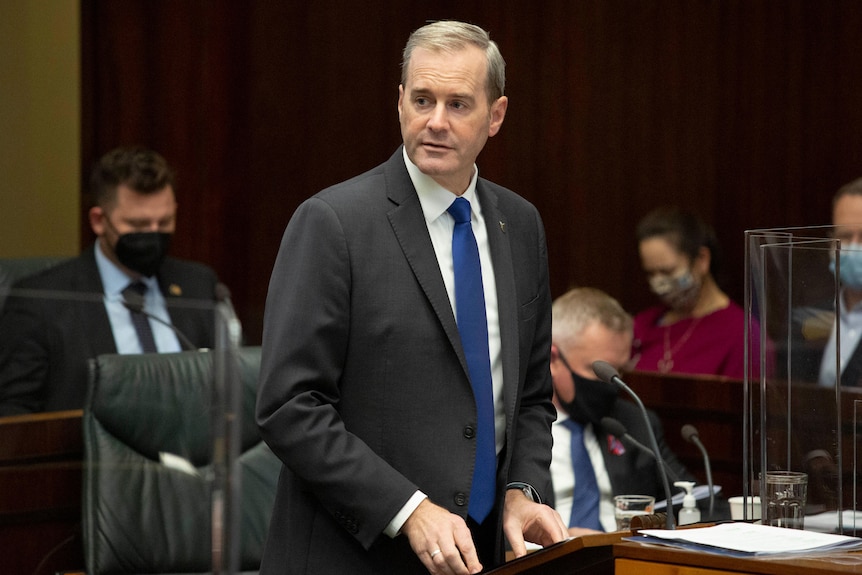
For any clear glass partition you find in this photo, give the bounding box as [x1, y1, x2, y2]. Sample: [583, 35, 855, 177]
[0, 272, 261, 575]
[745, 226, 862, 534]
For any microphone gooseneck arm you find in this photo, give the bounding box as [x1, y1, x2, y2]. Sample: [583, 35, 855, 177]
[682, 424, 715, 518]
[593, 360, 676, 530]
[601, 416, 681, 483]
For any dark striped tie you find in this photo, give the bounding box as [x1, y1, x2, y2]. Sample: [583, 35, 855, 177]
[123, 281, 158, 353]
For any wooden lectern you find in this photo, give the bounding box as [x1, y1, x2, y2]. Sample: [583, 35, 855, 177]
[489, 532, 624, 575]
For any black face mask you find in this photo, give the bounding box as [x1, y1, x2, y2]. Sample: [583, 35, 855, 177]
[558, 362, 619, 426]
[114, 232, 172, 277]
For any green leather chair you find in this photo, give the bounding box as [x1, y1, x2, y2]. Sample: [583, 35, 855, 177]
[82, 346, 278, 574]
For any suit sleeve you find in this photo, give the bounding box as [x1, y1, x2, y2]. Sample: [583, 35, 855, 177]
[0, 292, 51, 415]
[255, 197, 420, 549]
[504, 207, 557, 504]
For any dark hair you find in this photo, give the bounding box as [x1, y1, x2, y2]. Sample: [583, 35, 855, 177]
[833, 177, 862, 208]
[636, 206, 722, 277]
[89, 147, 175, 210]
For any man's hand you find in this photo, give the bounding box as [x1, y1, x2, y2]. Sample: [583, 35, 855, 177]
[502, 488, 568, 559]
[401, 499, 483, 575]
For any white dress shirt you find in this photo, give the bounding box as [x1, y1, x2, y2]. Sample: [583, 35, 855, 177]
[818, 290, 862, 387]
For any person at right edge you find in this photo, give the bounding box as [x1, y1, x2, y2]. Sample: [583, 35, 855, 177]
[817, 178, 862, 387]
[630, 206, 764, 379]
[255, 20, 567, 575]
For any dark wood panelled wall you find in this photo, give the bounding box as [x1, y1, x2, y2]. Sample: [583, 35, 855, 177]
[81, 1, 862, 345]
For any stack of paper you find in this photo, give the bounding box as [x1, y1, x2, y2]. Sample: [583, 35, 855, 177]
[631, 522, 862, 557]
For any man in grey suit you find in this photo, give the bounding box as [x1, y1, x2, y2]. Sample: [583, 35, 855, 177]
[256, 20, 567, 575]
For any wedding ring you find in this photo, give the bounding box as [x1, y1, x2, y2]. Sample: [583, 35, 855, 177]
[430, 549, 441, 559]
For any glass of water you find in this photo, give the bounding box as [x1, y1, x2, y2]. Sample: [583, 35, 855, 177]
[764, 471, 808, 529]
[614, 494, 655, 531]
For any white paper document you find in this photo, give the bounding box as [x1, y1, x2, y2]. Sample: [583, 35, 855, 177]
[632, 522, 862, 556]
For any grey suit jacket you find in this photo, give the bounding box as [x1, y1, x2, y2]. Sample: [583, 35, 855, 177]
[256, 148, 556, 574]
[0, 245, 218, 415]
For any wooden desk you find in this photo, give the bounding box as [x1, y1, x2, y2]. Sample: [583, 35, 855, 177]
[0, 410, 85, 575]
[615, 539, 862, 574]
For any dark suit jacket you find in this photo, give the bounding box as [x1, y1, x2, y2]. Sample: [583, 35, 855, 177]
[255, 148, 556, 574]
[599, 400, 694, 500]
[0, 245, 218, 415]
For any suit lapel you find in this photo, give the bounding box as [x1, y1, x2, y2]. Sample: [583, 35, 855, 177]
[75, 247, 118, 355]
[478, 183, 519, 421]
[599, 430, 631, 495]
[384, 151, 464, 368]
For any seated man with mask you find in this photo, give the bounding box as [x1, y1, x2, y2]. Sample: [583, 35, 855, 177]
[550, 287, 711, 534]
[819, 178, 862, 387]
[0, 147, 220, 415]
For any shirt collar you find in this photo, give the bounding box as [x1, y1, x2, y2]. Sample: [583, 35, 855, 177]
[402, 147, 482, 223]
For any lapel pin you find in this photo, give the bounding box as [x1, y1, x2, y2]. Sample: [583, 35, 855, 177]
[169, 284, 182, 296]
[499, 221, 506, 233]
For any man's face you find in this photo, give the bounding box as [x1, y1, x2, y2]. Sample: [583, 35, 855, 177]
[398, 45, 507, 195]
[89, 184, 177, 269]
[551, 322, 632, 407]
[833, 194, 862, 245]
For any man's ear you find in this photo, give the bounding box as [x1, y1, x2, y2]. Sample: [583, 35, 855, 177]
[488, 96, 508, 137]
[89, 206, 106, 236]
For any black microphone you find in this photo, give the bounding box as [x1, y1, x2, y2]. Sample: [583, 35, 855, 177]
[121, 290, 198, 351]
[214, 282, 242, 345]
[593, 361, 676, 529]
[215, 282, 235, 315]
[601, 416, 681, 483]
[682, 424, 715, 518]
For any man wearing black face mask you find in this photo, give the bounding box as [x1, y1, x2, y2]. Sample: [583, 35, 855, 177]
[549, 287, 698, 534]
[0, 147, 220, 415]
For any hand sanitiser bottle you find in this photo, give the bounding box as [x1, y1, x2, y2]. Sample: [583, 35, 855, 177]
[674, 481, 701, 526]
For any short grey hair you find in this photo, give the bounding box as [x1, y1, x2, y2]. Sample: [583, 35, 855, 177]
[552, 287, 633, 349]
[401, 20, 506, 106]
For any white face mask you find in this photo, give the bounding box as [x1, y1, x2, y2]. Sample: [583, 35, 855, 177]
[831, 243, 862, 290]
[648, 268, 701, 310]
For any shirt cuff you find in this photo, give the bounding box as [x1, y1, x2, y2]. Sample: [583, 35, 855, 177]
[384, 490, 428, 538]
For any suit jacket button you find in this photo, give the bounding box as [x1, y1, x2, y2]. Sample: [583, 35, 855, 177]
[454, 492, 467, 507]
[463, 425, 475, 439]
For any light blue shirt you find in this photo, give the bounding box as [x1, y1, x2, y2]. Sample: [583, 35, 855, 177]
[95, 242, 181, 354]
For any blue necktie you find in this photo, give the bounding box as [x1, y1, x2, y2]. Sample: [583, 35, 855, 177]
[448, 197, 495, 524]
[123, 281, 158, 353]
[563, 418, 602, 530]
